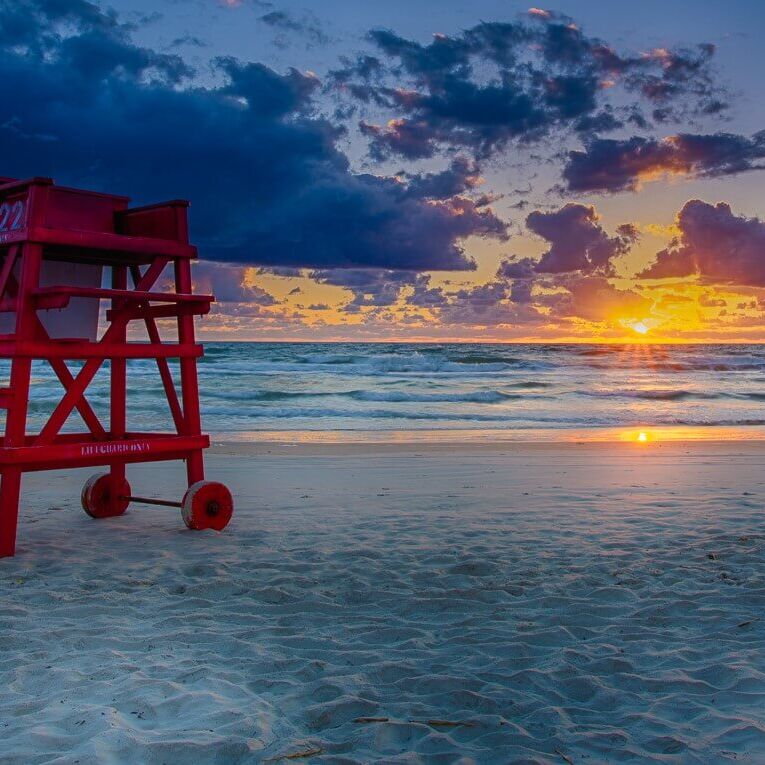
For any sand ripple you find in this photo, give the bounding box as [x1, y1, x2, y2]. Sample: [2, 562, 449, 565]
[1, 445, 765, 763]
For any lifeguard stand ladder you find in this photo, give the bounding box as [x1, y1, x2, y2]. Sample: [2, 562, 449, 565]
[0, 177, 233, 558]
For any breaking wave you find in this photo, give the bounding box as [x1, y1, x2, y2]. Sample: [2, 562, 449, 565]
[4, 342, 765, 434]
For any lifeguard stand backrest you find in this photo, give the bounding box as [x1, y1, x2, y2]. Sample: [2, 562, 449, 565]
[115, 200, 190, 243]
[43, 184, 130, 233]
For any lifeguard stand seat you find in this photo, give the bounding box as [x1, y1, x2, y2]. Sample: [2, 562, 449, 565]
[0, 177, 233, 557]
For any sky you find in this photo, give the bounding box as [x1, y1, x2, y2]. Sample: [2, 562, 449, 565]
[2, 0, 765, 342]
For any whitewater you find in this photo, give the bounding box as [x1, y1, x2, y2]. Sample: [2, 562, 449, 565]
[5, 342, 765, 439]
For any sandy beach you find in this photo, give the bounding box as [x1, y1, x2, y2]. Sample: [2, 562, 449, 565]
[2, 440, 765, 764]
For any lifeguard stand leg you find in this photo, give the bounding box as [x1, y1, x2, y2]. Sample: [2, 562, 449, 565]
[0, 243, 41, 556]
[109, 264, 128, 515]
[175, 258, 205, 487]
[0, 468, 23, 556]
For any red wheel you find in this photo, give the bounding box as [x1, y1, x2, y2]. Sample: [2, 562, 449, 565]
[181, 481, 233, 531]
[81, 473, 131, 519]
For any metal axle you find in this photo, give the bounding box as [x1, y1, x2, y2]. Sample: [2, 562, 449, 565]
[120, 494, 182, 508]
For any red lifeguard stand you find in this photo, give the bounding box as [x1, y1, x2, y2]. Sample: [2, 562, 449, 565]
[0, 177, 233, 557]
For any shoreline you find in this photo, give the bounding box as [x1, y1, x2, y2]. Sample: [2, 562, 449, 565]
[210, 438, 765, 459]
[210, 427, 765, 454]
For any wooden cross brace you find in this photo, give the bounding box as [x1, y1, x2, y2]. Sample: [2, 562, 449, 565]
[0, 252, 189, 446]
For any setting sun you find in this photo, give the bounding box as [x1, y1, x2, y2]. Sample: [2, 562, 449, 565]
[620, 429, 655, 443]
[631, 321, 649, 335]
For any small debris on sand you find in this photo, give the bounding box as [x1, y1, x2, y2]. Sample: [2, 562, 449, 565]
[409, 718, 477, 728]
[267, 747, 324, 762]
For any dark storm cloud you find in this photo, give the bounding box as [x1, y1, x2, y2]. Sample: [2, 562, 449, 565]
[639, 200, 765, 286]
[525, 203, 637, 274]
[497, 257, 537, 303]
[573, 108, 622, 135]
[497, 257, 537, 280]
[334, 15, 726, 160]
[359, 119, 439, 160]
[627, 44, 719, 106]
[310, 268, 426, 312]
[413, 268, 649, 328]
[0, 0, 115, 50]
[414, 270, 541, 326]
[193, 262, 278, 304]
[400, 157, 482, 200]
[217, 57, 320, 117]
[170, 35, 207, 49]
[258, 10, 329, 47]
[564, 132, 765, 193]
[310, 265, 529, 320]
[0, 0, 506, 272]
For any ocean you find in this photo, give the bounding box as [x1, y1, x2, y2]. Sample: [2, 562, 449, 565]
[9, 342, 765, 441]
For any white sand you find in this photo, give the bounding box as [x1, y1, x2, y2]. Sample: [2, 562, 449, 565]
[2, 441, 765, 763]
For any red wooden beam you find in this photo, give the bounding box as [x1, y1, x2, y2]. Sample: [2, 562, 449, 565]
[0, 341, 203, 359]
[0, 246, 19, 301]
[27, 226, 196, 258]
[105, 302, 210, 321]
[0, 434, 209, 468]
[32, 286, 213, 310]
[130, 264, 185, 433]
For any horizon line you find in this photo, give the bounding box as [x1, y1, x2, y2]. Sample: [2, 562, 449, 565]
[196, 338, 765, 345]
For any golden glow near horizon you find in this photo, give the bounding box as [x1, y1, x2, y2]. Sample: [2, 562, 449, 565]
[618, 429, 653, 443]
[196, 208, 765, 343]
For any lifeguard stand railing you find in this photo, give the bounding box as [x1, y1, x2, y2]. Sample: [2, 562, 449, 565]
[0, 177, 233, 557]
